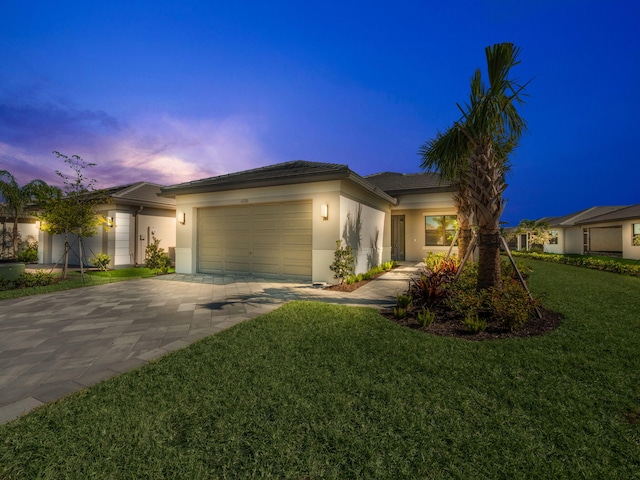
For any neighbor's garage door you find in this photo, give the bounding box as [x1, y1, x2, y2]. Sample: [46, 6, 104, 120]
[197, 201, 312, 278]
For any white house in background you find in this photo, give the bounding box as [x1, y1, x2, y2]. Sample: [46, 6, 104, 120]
[0, 213, 39, 259]
[160, 161, 456, 284]
[580, 204, 640, 260]
[536, 205, 639, 258]
[38, 182, 176, 268]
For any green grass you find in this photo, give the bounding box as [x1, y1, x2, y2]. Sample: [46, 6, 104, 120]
[0, 261, 639, 478]
[0, 267, 172, 300]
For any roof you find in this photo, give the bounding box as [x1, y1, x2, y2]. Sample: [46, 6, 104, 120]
[99, 182, 175, 209]
[364, 171, 454, 195]
[580, 203, 640, 224]
[160, 160, 397, 204]
[545, 206, 629, 227]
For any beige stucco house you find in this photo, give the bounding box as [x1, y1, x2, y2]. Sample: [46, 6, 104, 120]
[160, 161, 455, 284]
[0, 213, 39, 260]
[533, 205, 640, 259]
[38, 182, 176, 268]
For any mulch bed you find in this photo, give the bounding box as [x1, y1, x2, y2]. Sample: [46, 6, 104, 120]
[381, 305, 563, 341]
[324, 269, 563, 340]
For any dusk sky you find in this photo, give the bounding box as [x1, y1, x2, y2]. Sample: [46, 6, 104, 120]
[1, 0, 638, 226]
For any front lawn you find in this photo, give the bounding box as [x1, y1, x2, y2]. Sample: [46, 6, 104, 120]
[0, 261, 639, 478]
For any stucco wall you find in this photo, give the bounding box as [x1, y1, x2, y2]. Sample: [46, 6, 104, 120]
[339, 197, 385, 274]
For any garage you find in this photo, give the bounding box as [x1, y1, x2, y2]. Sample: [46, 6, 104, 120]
[197, 201, 312, 278]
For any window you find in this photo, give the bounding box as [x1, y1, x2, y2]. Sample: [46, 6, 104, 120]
[633, 224, 640, 246]
[425, 215, 457, 246]
[549, 230, 558, 245]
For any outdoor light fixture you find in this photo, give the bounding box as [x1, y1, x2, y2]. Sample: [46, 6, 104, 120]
[106, 216, 114, 227]
[320, 204, 329, 220]
[179, 212, 186, 225]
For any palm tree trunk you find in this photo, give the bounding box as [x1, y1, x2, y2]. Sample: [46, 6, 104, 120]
[454, 189, 473, 261]
[467, 144, 506, 291]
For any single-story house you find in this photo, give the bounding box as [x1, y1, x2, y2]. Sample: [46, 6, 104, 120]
[38, 182, 176, 268]
[580, 204, 640, 260]
[521, 205, 640, 259]
[160, 160, 455, 284]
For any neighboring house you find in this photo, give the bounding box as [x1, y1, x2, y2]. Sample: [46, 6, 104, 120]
[160, 161, 455, 284]
[0, 213, 39, 259]
[580, 204, 640, 260]
[38, 182, 176, 268]
[529, 205, 635, 258]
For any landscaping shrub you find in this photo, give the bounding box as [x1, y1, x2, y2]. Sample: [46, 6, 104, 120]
[15, 270, 55, 288]
[416, 307, 436, 327]
[145, 237, 172, 274]
[488, 280, 535, 332]
[462, 313, 487, 334]
[329, 239, 355, 284]
[16, 241, 38, 263]
[409, 257, 458, 308]
[89, 253, 111, 271]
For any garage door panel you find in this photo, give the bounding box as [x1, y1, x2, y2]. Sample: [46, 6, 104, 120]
[198, 201, 311, 278]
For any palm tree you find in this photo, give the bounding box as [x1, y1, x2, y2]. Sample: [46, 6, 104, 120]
[0, 170, 50, 258]
[421, 43, 529, 290]
[420, 129, 474, 260]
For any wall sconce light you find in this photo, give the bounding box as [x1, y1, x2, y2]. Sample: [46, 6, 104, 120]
[35, 220, 41, 230]
[179, 212, 186, 225]
[320, 204, 329, 220]
[106, 216, 114, 228]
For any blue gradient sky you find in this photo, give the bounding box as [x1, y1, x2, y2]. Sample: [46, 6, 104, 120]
[1, 0, 638, 225]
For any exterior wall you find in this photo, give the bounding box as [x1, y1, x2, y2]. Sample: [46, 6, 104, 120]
[339, 196, 385, 274]
[173, 179, 393, 283]
[544, 228, 564, 254]
[564, 227, 584, 254]
[389, 192, 457, 261]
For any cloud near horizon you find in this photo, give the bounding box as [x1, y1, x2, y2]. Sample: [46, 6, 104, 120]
[0, 92, 273, 189]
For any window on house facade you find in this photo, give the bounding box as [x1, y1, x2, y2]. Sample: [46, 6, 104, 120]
[549, 230, 559, 245]
[633, 224, 640, 246]
[425, 215, 457, 246]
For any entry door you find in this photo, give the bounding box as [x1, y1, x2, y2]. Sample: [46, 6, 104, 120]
[391, 215, 405, 261]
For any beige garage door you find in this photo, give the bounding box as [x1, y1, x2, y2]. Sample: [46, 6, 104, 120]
[197, 201, 312, 278]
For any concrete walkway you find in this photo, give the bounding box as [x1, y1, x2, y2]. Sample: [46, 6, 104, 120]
[0, 263, 419, 424]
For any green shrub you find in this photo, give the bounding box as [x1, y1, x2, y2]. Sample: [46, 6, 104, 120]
[462, 313, 486, 334]
[15, 270, 55, 288]
[417, 307, 436, 328]
[329, 239, 355, 284]
[16, 241, 38, 263]
[89, 253, 111, 271]
[488, 281, 535, 332]
[145, 237, 172, 274]
[0, 277, 14, 291]
[396, 294, 412, 309]
[393, 306, 408, 319]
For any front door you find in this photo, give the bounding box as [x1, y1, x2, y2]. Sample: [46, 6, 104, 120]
[391, 215, 405, 261]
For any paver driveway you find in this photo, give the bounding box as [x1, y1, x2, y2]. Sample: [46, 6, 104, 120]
[0, 265, 418, 424]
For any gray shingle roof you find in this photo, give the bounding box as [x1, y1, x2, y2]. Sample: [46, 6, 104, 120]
[580, 203, 640, 224]
[160, 160, 398, 204]
[99, 182, 175, 209]
[364, 171, 454, 195]
[545, 206, 630, 227]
